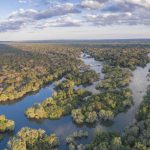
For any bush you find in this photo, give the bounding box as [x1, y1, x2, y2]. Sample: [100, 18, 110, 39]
[7, 127, 59, 150]
[0, 115, 15, 132]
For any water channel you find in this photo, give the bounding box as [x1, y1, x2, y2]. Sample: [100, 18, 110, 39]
[0, 53, 150, 149]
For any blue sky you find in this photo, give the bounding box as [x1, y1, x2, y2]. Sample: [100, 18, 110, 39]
[0, 0, 150, 41]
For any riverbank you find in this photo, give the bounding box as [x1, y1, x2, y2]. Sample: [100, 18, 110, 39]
[0, 52, 150, 149]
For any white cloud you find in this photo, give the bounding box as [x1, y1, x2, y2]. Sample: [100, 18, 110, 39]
[37, 16, 81, 28]
[85, 9, 150, 26]
[126, 0, 150, 8]
[18, 0, 27, 3]
[0, 3, 81, 32]
[115, 0, 150, 8]
[9, 3, 80, 20]
[0, 19, 25, 32]
[0, 0, 150, 34]
[81, 0, 104, 9]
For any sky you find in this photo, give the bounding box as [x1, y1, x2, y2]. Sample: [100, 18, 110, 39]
[0, 0, 150, 41]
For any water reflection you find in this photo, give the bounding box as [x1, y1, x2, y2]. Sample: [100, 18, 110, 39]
[77, 53, 105, 94]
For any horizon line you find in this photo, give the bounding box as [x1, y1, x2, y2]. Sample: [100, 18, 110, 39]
[0, 38, 150, 43]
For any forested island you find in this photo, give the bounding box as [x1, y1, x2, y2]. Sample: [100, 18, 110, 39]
[0, 41, 150, 150]
[86, 83, 150, 150]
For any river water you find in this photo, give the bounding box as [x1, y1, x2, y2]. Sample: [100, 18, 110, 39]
[0, 53, 150, 149]
[76, 53, 150, 133]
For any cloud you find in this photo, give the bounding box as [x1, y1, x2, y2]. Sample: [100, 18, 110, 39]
[80, 0, 105, 9]
[101, 2, 134, 13]
[82, 0, 150, 26]
[18, 0, 36, 3]
[0, 2, 81, 32]
[0, 19, 25, 32]
[0, 0, 150, 33]
[85, 9, 150, 26]
[117, 0, 150, 9]
[18, 0, 27, 3]
[9, 3, 80, 21]
[18, 0, 34, 3]
[9, 9, 38, 20]
[85, 13, 132, 26]
[37, 16, 81, 28]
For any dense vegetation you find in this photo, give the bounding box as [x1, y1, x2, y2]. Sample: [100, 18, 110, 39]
[66, 130, 88, 150]
[137, 85, 150, 121]
[66, 70, 99, 85]
[1, 43, 150, 149]
[72, 88, 132, 124]
[73, 44, 150, 149]
[85, 84, 150, 150]
[0, 115, 14, 144]
[70, 45, 149, 126]
[7, 127, 59, 150]
[0, 44, 83, 102]
[25, 44, 150, 126]
[0, 134, 3, 141]
[0, 115, 15, 132]
[122, 85, 150, 150]
[96, 66, 132, 91]
[71, 46, 146, 125]
[84, 47, 149, 70]
[25, 79, 91, 119]
[26, 75, 132, 123]
[86, 130, 128, 150]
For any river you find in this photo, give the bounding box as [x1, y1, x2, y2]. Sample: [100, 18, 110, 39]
[0, 53, 150, 149]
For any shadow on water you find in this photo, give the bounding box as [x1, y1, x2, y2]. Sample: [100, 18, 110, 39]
[0, 53, 150, 149]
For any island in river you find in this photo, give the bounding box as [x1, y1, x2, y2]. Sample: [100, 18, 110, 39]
[0, 40, 150, 150]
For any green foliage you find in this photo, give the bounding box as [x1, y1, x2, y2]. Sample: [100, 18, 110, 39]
[72, 89, 132, 124]
[55, 79, 75, 90]
[25, 103, 47, 119]
[122, 119, 150, 150]
[121, 85, 150, 150]
[87, 83, 150, 150]
[85, 46, 149, 70]
[0, 44, 82, 102]
[66, 130, 88, 150]
[1, 43, 150, 149]
[66, 70, 99, 85]
[71, 109, 85, 124]
[137, 85, 150, 121]
[66, 130, 88, 144]
[86, 130, 129, 150]
[96, 66, 132, 91]
[25, 83, 91, 120]
[0, 134, 3, 141]
[7, 127, 59, 150]
[0, 115, 15, 132]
